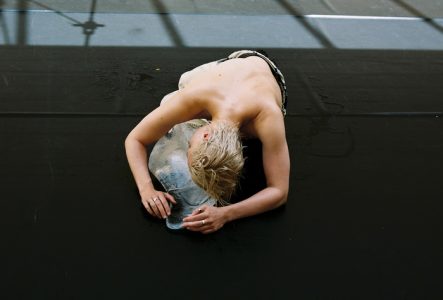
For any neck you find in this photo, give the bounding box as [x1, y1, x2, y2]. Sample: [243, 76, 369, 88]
[211, 118, 240, 129]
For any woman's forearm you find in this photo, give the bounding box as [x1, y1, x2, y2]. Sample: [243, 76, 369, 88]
[222, 187, 287, 222]
[124, 136, 154, 194]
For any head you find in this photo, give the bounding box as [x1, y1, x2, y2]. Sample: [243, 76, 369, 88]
[188, 121, 244, 204]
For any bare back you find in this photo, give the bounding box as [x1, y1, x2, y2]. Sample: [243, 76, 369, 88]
[178, 56, 284, 137]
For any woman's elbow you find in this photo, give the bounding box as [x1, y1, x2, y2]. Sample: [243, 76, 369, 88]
[124, 133, 138, 151]
[278, 194, 288, 207]
[124, 134, 132, 149]
[274, 188, 288, 208]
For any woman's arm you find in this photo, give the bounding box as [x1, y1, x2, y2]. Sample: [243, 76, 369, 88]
[183, 109, 290, 233]
[125, 90, 203, 219]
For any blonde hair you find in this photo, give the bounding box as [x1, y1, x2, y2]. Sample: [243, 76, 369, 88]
[189, 121, 244, 205]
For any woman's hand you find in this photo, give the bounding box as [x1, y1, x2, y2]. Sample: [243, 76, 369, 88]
[141, 188, 176, 219]
[182, 205, 229, 234]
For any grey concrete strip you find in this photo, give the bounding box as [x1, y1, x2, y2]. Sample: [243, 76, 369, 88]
[2, 0, 443, 18]
[1, 11, 443, 50]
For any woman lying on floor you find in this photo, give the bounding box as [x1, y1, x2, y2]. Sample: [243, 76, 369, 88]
[125, 50, 290, 234]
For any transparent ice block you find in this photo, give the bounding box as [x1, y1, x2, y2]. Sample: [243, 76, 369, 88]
[148, 120, 217, 230]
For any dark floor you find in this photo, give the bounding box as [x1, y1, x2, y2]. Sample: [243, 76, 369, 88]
[1, 2, 443, 300]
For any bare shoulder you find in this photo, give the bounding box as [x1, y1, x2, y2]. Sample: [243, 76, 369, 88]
[128, 89, 205, 145]
[255, 104, 286, 142]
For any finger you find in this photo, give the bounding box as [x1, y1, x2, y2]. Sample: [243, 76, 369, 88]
[142, 198, 149, 211]
[153, 196, 168, 219]
[184, 224, 210, 232]
[202, 229, 215, 234]
[182, 213, 207, 223]
[164, 193, 177, 204]
[157, 194, 171, 216]
[190, 206, 205, 216]
[143, 199, 156, 217]
[182, 219, 209, 229]
[149, 199, 162, 219]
